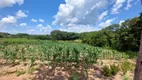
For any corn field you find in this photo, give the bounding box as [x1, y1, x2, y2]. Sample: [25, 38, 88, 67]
[0, 38, 136, 66]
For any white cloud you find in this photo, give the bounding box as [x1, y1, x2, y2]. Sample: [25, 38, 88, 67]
[39, 19, 44, 22]
[41, 25, 52, 33]
[20, 23, 27, 27]
[29, 29, 35, 32]
[59, 24, 96, 33]
[124, 0, 133, 10]
[98, 10, 108, 21]
[31, 19, 37, 22]
[0, 15, 17, 31]
[119, 20, 125, 25]
[111, 0, 126, 14]
[0, 0, 24, 8]
[16, 10, 28, 19]
[99, 18, 116, 28]
[53, 0, 109, 28]
[37, 24, 43, 28]
[37, 24, 52, 33]
[1, 15, 17, 24]
[0, 10, 28, 29]
[0, 10, 27, 24]
[16, 0, 24, 5]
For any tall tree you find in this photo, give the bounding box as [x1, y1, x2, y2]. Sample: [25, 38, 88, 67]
[134, 12, 142, 80]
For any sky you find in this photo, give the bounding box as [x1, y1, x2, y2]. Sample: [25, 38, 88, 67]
[0, 0, 141, 34]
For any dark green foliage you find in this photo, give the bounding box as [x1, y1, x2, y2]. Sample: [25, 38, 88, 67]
[0, 32, 11, 38]
[0, 34, 3, 38]
[51, 30, 79, 40]
[110, 64, 119, 75]
[126, 51, 137, 59]
[118, 17, 140, 51]
[102, 65, 112, 77]
[102, 64, 119, 77]
[82, 30, 118, 48]
[30, 35, 51, 40]
[81, 16, 141, 52]
[0, 32, 51, 40]
[13, 33, 29, 38]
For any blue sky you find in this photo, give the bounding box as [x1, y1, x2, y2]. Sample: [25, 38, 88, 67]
[0, 0, 141, 34]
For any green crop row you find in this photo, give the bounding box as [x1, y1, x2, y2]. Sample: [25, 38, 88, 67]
[0, 39, 137, 66]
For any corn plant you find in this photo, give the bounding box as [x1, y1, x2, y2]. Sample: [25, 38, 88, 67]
[3, 49, 10, 63]
[73, 48, 79, 65]
[9, 52, 17, 64]
[29, 56, 35, 67]
[0, 39, 137, 70]
[21, 48, 26, 61]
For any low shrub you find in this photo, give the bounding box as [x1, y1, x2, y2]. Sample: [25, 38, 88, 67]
[110, 64, 119, 75]
[102, 64, 119, 77]
[102, 65, 112, 77]
[121, 61, 135, 75]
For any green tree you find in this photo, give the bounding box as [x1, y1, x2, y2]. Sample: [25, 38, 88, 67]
[119, 17, 140, 51]
[51, 30, 79, 40]
[134, 12, 142, 80]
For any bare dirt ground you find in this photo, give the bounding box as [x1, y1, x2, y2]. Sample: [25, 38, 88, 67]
[0, 59, 135, 80]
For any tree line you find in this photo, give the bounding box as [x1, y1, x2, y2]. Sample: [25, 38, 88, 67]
[81, 16, 141, 51]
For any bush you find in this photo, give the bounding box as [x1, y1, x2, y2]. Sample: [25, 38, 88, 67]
[110, 64, 119, 75]
[102, 64, 119, 77]
[102, 65, 112, 77]
[121, 61, 135, 75]
[0, 34, 3, 38]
